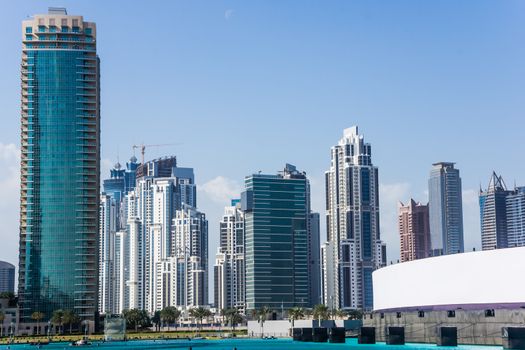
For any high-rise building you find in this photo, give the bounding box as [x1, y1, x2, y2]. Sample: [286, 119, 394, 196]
[308, 212, 321, 306]
[428, 162, 464, 256]
[19, 8, 99, 328]
[171, 206, 208, 308]
[115, 157, 202, 312]
[480, 172, 512, 250]
[98, 158, 138, 315]
[0, 261, 15, 293]
[214, 200, 245, 312]
[507, 187, 525, 248]
[242, 164, 313, 310]
[398, 200, 430, 262]
[323, 127, 384, 311]
[99, 194, 117, 314]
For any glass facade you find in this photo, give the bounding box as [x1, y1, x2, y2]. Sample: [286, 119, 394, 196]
[19, 10, 99, 325]
[428, 162, 464, 256]
[242, 166, 309, 310]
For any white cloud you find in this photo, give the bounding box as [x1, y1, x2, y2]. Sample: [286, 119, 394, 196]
[379, 182, 412, 264]
[101, 158, 114, 183]
[0, 143, 21, 269]
[199, 176, 242, 204]
[224, 9, 235, 20]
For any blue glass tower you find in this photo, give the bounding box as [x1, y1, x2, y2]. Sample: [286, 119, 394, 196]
[428, 162, 464, 255]
[18, 8, 100, 329]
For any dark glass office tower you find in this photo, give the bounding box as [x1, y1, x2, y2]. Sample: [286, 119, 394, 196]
[19, 8, 100, 329]
[242, 164, 310, 310]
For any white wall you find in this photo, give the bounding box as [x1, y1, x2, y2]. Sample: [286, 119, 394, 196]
[373, 247, 525, 311]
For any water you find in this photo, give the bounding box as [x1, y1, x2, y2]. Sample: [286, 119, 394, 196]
[0, 338, 503, 350]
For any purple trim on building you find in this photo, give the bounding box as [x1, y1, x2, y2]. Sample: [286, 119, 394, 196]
[375, 302, 525, 313]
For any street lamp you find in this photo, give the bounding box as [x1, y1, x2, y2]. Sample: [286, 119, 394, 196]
[9, 321, 15, 341]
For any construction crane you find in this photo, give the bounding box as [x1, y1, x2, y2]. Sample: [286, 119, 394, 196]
[132, 143, 181, 164]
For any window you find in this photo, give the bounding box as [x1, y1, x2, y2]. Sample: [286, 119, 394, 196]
[485, 309, 495, 317]
[49, 18, 55, 26]
[380, 313, 384, 319]
[396, 312, 402, 318]
[447, 310, 455, 318]
[61, 18, 68, 26]
[38, 25, 45, 32]
[85, 28, 92, 35]
[49, 26, 56, 33]
[25, 35, 32, 41]
[61, 26, 69, 33]
[72, 26, 80, 33]
[25, 27, 32, 33]
[418, 311, 425, 318]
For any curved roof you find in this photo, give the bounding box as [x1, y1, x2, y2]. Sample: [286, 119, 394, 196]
[373, 247, 525, 312]
[0, 261, 15, 269]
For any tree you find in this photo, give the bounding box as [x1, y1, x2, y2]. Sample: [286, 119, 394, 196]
[333, 309, 347, 320]
[220, 308, 228, 328]
[51, 310, 65, 335]
[347, 309, 363, 320]
[152, 311, 161, 332]
[160, 306, 181, 331]
[225, 309, 243, 332]
[189, 307, 211, 332]
[312, 304, 329, 322]
[63, 310, 80, 334]
[122, 309, 150, 332]
[257, 306, 271, 337]
[288, 307, 305, 328]
[0, 311, 4, 337]
[31, 312, 45, 335]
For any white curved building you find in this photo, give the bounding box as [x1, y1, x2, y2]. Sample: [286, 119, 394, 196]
[373, 246, 525, 311]
[365, 247, 525, 346]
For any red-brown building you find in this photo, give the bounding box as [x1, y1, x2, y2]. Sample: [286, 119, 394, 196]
[399, 199, 430, 262]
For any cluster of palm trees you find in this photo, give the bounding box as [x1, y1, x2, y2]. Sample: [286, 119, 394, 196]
[28, 310, 81, 335]
[123, 306, 242, 333]
[252, 304, 362, 329]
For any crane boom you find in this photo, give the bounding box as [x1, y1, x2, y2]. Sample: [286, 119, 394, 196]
[132, 142, 181, 164]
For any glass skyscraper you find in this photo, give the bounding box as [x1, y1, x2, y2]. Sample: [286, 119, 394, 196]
[19, 8, 99, 329]
[428, 162, 464, 255]
[242, 164, 310, 310]
[479, 172, 512, 250]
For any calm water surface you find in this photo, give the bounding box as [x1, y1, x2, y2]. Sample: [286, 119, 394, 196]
[0, 338, 503, 350]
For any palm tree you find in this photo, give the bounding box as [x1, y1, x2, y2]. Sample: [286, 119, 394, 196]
[0, 311, 5, 337]
[51, 310, 65, 335]
[333, 309, 347, 320]
[257, 306, 271, 337]
[220, 308, 228, 328]
[189, 307, 211, 333]
[224, 308, 243, 332]
[31, 312, 45, 335]
[123, 309, 143, 332]
[160, 306, 181, 331]
[63, 310, 80, 334]
[312, 304, 329, 323]
[288, 307, 305, 329]
[347, 309, 363, 320]
[152, 311, 161, 332]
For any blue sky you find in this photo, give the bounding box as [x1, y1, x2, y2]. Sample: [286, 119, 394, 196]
[1, 1, 524, 288]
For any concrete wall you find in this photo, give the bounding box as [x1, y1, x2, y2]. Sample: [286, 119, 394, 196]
[247, 319, 363, 338]
[364, 309, 525, 346]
